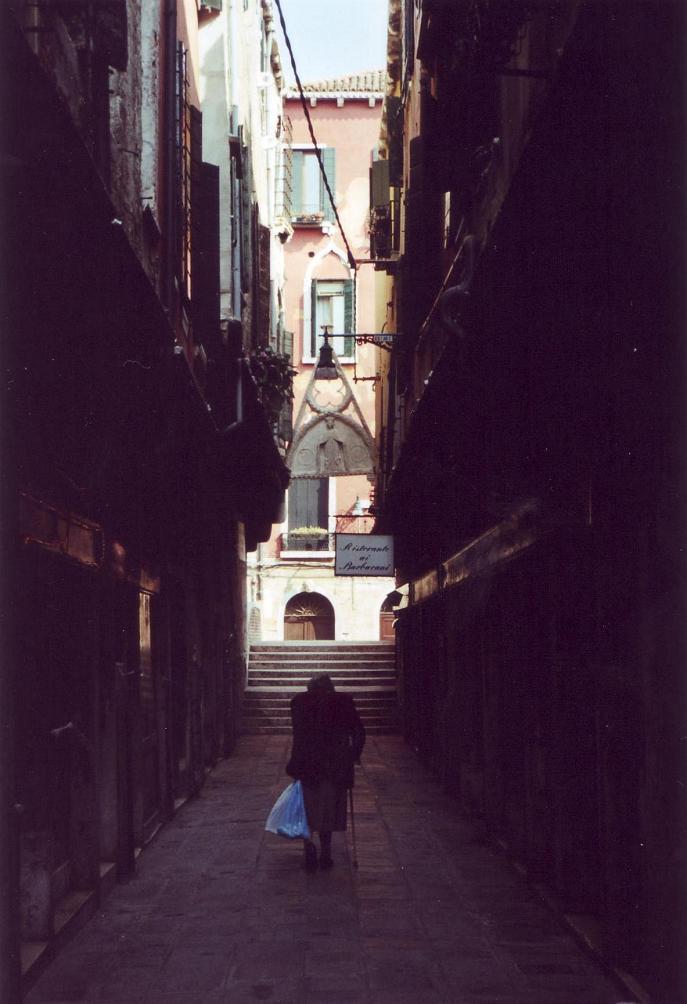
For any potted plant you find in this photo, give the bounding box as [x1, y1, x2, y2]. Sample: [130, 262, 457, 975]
[249, 346, 297, 423]
[286, 526, 329, 551]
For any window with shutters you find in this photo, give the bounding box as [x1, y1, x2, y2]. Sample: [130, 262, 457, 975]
[284, 479, 330, 550]
[291, 147, 335, 223]
[310, 279, 354, 360]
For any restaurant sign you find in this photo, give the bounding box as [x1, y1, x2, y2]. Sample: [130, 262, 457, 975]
[334, 533, 394, 577]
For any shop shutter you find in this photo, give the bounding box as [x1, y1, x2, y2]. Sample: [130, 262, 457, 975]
[320, 148, 336, 215]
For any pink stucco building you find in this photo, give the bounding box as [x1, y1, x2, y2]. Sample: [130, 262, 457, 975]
[247, 71, 396, 642]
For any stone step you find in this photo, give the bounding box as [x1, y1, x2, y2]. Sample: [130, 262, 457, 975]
[249, 649, 395, 657]
[247, 682, 397, 690]
[249, 659, 394, 667]
[243, 702, 396, 718]
[250, 647, 394, 655]
[249, 667, 395, 676]
[241, 724, 399, 736]
[249, 674, 393, 682]
[245, 686, 397, 694]
[250, 643, 394, 651]
[243, 694, 397, 710]
[249, 664, 395, 669]
[244, 642, 398, 735]
[243, 703, 396, 716]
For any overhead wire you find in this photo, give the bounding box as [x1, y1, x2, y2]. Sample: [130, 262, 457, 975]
[273, 0, 358, 272]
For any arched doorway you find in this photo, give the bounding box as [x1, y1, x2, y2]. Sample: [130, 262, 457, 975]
[380, 591, 401, 640]
[284, 592, 335, 640]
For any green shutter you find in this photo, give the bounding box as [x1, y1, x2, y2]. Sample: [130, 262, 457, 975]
[386, 97, 403, 186]
[311, 280, 318, 356]
[288, 478, 329, 529]
[343, 280, 354, 330]
[316, 479, 329, 528]
[343, 279, 354, 356]
[292, 150, 303, 215]
[320, 148, 336, 216]
[370, 158, 390, 208]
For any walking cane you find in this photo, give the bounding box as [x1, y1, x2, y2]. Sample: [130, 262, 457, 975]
[348, 787, 359, 869]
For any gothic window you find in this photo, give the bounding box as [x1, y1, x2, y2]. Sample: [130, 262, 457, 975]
[310, 278, 354, 358]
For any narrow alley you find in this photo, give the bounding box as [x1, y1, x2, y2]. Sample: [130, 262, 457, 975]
[25, 736, 622, 1004]
[3, 1, 685, 1001]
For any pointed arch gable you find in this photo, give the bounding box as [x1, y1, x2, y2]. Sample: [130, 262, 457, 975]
[289, 413, 375, 478]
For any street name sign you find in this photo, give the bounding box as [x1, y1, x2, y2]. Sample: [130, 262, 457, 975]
[334, 533, 394, 576]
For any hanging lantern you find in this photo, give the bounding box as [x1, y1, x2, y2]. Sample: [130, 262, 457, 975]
[314, 331, 337, 380]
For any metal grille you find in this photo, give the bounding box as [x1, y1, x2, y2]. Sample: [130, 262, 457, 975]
[334, 514, 375, 534]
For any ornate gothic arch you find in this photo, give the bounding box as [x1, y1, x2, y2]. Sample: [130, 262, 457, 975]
[287, 351, 376, 479]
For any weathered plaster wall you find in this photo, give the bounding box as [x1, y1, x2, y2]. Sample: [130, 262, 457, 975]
[250, 562, 394, 641]
[109, 0, 163, 286]
[140, 0, 163, 228]
[109, 0, 144, 259]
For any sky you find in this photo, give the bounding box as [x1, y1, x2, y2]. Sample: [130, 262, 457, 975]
[273, 0, 389, 86]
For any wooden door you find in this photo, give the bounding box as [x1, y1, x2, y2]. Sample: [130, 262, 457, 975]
[380, 611, 396, 640]
[284, 592, 335, 640]
[138, 591, 160, 843]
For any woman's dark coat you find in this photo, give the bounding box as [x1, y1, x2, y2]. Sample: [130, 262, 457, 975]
[286, 689, 365, 789]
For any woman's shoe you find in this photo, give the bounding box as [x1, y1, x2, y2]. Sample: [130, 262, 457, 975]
[304, 840, 318, 872]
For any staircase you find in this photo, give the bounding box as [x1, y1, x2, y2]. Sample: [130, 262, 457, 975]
[243, 641, 398, 735]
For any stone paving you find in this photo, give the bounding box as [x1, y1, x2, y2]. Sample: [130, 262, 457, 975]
[26, 735, 629, 1003]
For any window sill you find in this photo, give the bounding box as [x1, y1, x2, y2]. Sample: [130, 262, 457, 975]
[292, 215, 331, 227]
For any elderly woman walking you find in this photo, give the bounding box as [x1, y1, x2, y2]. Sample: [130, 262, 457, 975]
[286, 673, 365, 871]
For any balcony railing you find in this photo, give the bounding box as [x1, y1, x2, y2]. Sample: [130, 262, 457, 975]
[334, 514, 375, 535]
[280, 532, 332, 553]
[370, 205, 392, 260]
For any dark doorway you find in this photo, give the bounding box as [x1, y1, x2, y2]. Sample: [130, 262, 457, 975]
[284, 592, 335, 640]
[380, 591, 400, 640]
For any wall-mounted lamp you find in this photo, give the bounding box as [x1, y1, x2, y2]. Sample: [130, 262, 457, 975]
[314, 325, 337, 380]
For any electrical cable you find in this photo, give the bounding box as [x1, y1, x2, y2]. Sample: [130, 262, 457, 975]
[273, 0, 358, 272]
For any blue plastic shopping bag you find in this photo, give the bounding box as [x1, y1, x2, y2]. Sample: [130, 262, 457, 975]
[265, 781, 311, 839]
